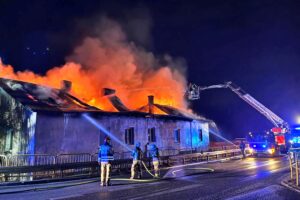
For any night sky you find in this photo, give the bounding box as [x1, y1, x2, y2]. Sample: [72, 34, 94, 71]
[1, 0, 300, 139]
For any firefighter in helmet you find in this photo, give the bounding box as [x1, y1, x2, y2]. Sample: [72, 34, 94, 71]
[149, 144, 160, 178]
[130, 142, 143, 179]
[98, 136, 114, 186]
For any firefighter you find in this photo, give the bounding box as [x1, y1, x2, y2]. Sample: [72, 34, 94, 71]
[149, 144, 160, 178]
[98, 136, 114, 186]
[240, 140, 246, 159]
[130, 142, 143, 179]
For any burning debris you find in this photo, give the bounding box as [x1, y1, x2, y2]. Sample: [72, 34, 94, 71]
[0, 78, 99, 112]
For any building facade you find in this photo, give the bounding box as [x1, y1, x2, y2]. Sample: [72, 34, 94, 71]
[0, 78, 210, 157]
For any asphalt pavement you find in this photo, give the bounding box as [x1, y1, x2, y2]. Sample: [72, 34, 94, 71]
[1, 156, 300, 200]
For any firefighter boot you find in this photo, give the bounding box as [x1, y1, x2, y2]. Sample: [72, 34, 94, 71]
[106, 179, 112, 186]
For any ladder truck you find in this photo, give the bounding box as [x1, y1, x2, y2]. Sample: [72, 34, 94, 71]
[186, 81, 289, 155]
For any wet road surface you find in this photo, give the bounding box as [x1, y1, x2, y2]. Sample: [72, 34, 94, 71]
[1, 156, 300, 200]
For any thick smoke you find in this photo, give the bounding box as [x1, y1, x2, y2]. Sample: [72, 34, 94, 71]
[0, 18, 188, 111]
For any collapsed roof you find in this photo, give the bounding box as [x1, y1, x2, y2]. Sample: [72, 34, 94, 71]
[0, 78, 99, 112]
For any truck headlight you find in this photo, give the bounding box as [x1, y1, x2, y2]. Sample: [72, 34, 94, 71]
[267, 148, 275, 154]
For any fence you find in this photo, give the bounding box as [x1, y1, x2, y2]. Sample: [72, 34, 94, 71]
[0, 146, 242, 168]
[6, 154, 56, 166]
[0, 155, 7, 167]
[0, 147, 244, 183]
[56, 153, 92, 164]
[159, 149, 179, 156]
[288, 148, 300, 186]
[208, 145, 240, 152]
[168, 148, 244, 165]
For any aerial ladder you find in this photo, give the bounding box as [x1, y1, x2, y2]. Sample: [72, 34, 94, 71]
[186, 81, 289, 149]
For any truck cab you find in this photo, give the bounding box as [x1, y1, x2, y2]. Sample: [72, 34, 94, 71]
[288, 125, 300, 148]
[247, 131, 278, 157]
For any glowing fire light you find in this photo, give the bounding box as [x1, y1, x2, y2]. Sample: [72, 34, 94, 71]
[0, 19, 188, 113]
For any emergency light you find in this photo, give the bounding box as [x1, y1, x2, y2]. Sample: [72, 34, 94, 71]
[292, 136, 300, 144]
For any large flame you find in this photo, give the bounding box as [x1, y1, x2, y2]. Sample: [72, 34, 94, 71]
[0, 19, 187, 113]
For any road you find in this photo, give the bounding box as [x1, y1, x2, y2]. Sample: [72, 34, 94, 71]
[1, 156, 300, 200]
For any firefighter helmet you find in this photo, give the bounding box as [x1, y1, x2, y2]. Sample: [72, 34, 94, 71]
[104, 136, 111, 143]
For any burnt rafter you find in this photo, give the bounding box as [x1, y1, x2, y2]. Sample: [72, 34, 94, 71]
[0, 78, 100, 112]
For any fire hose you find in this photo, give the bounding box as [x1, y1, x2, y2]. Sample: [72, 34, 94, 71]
[0, 160, 215, 195]
[141, 160, 160, 178]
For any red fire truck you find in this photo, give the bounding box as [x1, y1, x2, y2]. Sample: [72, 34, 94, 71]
[186, 81, 289, 153]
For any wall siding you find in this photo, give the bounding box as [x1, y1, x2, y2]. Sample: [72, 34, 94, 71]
[0, 88, 36, 155]
[35, 113, 209, 155]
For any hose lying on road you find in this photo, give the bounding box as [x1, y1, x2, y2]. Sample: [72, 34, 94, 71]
[141, 161, 161, 179]
[171, 168, 214, 176]
[0, 161, 160, 195]
[0, 157, 220, 195]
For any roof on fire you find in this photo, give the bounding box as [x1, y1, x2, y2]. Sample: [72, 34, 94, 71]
[0, 78, 211, 122]
[0, 78, 99, 112]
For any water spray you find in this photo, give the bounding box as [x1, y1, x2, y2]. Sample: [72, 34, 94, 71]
[83, 113, 215, 180]
[82, 113, 132, 152]
[209, 122, 237, 147]
[210, 130, 237, 147]
[82, 113, 159, 179]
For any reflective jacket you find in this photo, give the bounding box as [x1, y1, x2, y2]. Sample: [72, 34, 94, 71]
[132, 147, 143, 161]
[149, 145, 159, 161]
[98, 142, 114, 162]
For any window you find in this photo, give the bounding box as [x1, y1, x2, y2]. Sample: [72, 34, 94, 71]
[199, 129, 203, 142]
[174, 129, 180, 143]
[125, 127, 134, 145]
[5, 130, 13, 152]
[148, 128, 156, 142]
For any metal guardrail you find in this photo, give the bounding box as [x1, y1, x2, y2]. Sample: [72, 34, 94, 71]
[168, 148, 244, 165]
[6, 154, 56, 166]
[159, 149, 179, 156]
[56, 153, 92, 164]
[0, 155, 7, 167]
[0, 146, 240, 167]
[209, 145, 240, 151]
[0, 148, 245, 183]
[288, 147, 300, 186]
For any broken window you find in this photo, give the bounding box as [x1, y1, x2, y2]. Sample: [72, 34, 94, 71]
[148, 128, 156, 142]
[125, 127, 134, 145]
[199, 129, 203, 142]
[174, 129, 180, 143]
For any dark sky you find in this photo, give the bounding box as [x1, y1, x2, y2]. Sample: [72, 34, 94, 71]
[1, 0, 300, 139]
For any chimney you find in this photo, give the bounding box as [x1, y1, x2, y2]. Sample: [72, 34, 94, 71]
[102, 88, 116, 96]
[61, 80, 72, 93]
[148, 95, 154, 114]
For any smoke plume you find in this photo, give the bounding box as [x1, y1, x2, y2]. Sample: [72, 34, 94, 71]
[0, 18, 187, 112]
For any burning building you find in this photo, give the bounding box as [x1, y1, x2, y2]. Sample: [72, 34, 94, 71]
[0, 78, 210, 157]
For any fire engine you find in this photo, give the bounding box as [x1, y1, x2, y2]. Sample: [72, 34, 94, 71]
[287, 125, 300, 148]
[246, 131, 279, 156]
[186, 81, 290, 154]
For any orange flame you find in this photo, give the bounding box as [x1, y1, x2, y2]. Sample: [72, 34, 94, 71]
[0, 20, 188, 113]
